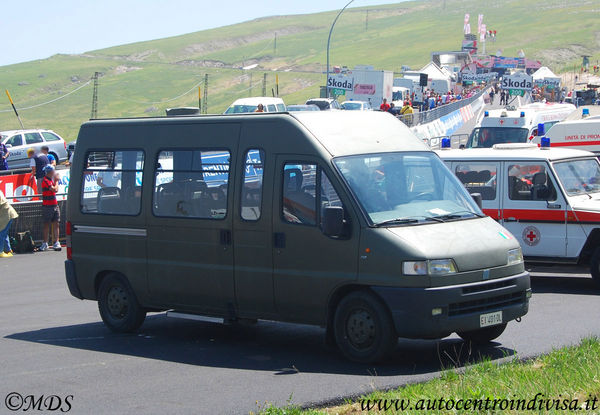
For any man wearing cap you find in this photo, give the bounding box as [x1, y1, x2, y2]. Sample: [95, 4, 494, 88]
[40, 164, 61, 251]
[0, 141, 9, 171]
[28, 148, 50, 195]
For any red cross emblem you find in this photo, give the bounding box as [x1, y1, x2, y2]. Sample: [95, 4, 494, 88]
[522, 226, 540, 246]
[499, 119, 505, 125]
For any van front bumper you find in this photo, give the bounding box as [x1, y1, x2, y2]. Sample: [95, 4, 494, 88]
[64, 260, 83, 300]
[371, 272, 530, 339]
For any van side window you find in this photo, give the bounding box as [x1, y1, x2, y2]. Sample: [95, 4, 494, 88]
[455, 163, 497, 200]
[24, 132, 43, 145]
[241, 149, 264, 221]
[81, 150, 145, 215]
[153, 150, 230, 219]
[5, 135, 23, 147]
[282, 164, 317, 225]
[267, 104, 276, 112]
[508, 163, 557, 201]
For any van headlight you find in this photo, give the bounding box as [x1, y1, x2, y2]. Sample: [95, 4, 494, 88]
[403, 259, 457, 276]
[507, 247, 524, 265]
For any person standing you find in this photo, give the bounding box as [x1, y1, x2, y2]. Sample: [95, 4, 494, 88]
[254, 104, 264, 113]
[400, 101, 414, 126]
[28, 148, 50, 195]
[0, 141, 9, 171]
[0, 190, 18, 257]
[379, 98, 390, 112]
[489, 89, 495, 103]
[41, 146, 56, 166]
[40, 164, 61, 251]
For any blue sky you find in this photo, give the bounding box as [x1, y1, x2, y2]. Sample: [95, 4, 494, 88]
[2, 0, 404, 66]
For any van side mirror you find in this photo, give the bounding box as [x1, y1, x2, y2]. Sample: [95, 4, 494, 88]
[470, 192, 483, 210]
[322, 206, 345, 237]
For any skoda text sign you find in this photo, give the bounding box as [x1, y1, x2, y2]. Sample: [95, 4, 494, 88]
[327, 75, 354, 91]
[501, 73, 533, 91]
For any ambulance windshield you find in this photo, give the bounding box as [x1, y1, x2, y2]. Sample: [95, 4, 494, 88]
[467, 127, 529, 148]
[553, 159, 600, 196]
[334, 152, 481, 226]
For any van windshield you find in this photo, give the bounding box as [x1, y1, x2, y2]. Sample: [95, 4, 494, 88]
[224, 105, 258, 114]
[553, 158, 600, 196]
[467, 127, 529, 148]
[334, 152, 481, 226]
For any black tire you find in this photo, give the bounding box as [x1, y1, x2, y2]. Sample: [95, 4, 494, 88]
[97, 273, 146, 333]
[333, 291, 397, 363]
[589, 247, 600, 286]
[457, 323, 507, 344]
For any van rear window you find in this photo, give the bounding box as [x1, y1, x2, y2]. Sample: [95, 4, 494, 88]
[81, 150, 145, 215]
[153, 150, 230, 219]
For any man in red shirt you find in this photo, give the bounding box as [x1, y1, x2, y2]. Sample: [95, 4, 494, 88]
[40, 164, 61, 251]
[379, 98, 391, 112]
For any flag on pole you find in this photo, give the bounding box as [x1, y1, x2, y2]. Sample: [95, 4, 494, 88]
[478, 14, 483, 34]
[464, 14, 471, 35]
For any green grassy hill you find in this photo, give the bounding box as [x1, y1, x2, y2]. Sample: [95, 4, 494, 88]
[1, 0, 599, 141]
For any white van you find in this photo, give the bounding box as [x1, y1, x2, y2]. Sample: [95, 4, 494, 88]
[439, 143, 600, 285]
[544, 116, 600, 154]
[466, 102, 576, 148]
[224, 97, 286, 114]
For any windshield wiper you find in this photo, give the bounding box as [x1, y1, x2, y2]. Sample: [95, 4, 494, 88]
[432, 210, 485, 220]
[375, 216, 444, 227]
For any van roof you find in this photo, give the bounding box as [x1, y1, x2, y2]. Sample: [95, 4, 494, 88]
[291, 111, 429, 157]
[229, 97, 285, 105]
[436, 146, 594, 162]
[79, 111, 429, 158]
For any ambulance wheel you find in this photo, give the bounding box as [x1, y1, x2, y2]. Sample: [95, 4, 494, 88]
[590, 247, 600, 286]
[98, 273, 146, 333]
[457, 323, 507, 344]
[333, 291, 397, 363]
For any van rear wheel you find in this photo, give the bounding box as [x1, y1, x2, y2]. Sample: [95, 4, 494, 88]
[589, 247, 600, 286]
[457, 323, 507, 344]
[98, 274, 146, 333]
[333, 291, 397, 363]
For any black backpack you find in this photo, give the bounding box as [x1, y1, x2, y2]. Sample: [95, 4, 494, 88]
[14, 231, 35, 253]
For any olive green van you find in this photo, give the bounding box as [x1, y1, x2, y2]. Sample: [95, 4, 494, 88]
[65, 111, 530, 362]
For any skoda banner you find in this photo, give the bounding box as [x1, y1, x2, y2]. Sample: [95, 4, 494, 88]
[327, 75, 354, 91]
[501, 73, 533, 92]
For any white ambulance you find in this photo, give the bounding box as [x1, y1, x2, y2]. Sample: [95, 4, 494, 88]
[544, 116, 600, 155]
[465, 102, 576, 148]
[438, 142, 600, 285]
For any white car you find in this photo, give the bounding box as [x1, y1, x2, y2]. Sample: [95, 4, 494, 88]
[1, 129, 68, 169]
[305, 98, 341, 110]
[341, 101, 373, 111]
[224, 97, 286, 114]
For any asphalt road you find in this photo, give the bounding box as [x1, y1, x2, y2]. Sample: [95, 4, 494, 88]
[1, 251, 599, 415]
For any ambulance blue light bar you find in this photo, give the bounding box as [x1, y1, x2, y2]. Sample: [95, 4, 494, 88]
[541, 137, 550, 148]
[537, 123, 545, 136]
[583, 108, 590, 117]
[441, 138, 451, 149]
[520, 112, 525, 117]
[484, 111, 489, 117]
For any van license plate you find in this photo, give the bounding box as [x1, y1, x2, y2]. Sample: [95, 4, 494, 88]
[480, 311, 502, 328]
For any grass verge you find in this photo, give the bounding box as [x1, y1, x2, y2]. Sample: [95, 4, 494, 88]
[256, 337, 600, 414]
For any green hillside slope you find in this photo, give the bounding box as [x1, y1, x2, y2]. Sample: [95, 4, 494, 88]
[1, 0, 598, 141]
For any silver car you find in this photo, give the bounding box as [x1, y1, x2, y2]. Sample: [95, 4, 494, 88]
[1, 129, 68, 169]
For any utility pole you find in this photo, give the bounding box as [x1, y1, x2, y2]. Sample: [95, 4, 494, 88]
[326, 0, 355, 98]
[274, 33, 277, 56]
[202, 74, 208, 114]
[91, 71, 99, 119]
[249, 72, 253, 97]
[262, 73, 267, 96]
[365, 9, 368, 32]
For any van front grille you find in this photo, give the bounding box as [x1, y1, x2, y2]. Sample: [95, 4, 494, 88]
[462, 279, 516, 295]
[448, 292, 525, 316]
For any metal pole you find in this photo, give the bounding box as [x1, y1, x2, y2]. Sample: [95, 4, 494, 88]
[326, 0, 355, 98]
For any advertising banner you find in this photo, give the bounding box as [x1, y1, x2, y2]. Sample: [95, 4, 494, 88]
[501, 73, 533, 91]
[327, 75, 354, 91]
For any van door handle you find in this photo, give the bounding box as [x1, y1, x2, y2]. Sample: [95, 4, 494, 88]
[547, 203, 562, 209]
[220, 229, 232, 246]
[273, 232, 286, 249]
[504, 217, 517, 222]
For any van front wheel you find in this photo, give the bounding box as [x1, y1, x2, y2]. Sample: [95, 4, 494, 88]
[98, 274, 146, 333]
[333, 291, 397, 363]
[457, 323, 507, 344]
[589, 247, 600, 286]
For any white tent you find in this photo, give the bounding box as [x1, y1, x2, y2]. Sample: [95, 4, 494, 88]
[532, 66, 558, 80]
[420, 62, 453, 81]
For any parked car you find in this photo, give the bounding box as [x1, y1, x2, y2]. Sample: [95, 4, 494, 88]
[341, 101, 373, 111]
[224, 97, 286, 114]
[286, 104, 320, 112]
[1, 129, 68, 169]
[305, 98, 341, 110]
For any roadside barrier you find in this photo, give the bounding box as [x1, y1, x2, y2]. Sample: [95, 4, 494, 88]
[7, 195, 67, 243]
